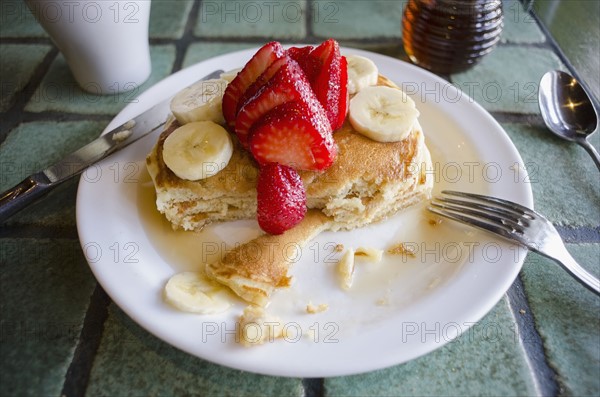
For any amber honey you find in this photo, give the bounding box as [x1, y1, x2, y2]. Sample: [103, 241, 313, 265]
[402, 0, 503, 74]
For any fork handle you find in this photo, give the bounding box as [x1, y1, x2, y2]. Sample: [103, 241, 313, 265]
[545, 245, 600, 296]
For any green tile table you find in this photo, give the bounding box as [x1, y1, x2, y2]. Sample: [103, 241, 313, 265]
[1, 1, 598, 396]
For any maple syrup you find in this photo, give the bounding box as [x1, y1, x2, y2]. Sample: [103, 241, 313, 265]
[137, 169, 227, 272]
[402, 0, 503, 74]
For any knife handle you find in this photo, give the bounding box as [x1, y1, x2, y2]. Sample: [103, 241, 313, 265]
[0, 173, 53, 224]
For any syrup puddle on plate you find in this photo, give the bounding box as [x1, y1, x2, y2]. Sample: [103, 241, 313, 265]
[137, 170, 227, 272]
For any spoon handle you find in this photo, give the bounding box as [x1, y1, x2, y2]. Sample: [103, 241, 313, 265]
[578, 138, 600, 172]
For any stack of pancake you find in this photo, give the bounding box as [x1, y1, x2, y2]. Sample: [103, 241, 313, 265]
[146, 75, 433, 306]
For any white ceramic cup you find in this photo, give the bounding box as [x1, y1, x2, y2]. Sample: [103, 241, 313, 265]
[25, 0, 152, 94]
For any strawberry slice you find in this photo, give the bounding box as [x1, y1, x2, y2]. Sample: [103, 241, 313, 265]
[249, 101, 336, 171]
[286, 40, 348, 131]
[256, 162, 307, 235]
[222, 42, 286, 129]
[339, 54, 349, 124]
[287, 45, 312, 60]
[236, 57, 288, 115]
[311, 39, 348, 131]
[234, 58, 317, 147]
[287, 46, 319, 82]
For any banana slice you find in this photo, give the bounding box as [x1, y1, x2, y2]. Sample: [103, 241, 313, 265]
[346, 54, 379, 95]
[170, 78, 228, 124]
[349, 85, 420, 142]
[162, 121, 233, 181]
[164, 271, 232, 314]
[220, 68, 242, 83]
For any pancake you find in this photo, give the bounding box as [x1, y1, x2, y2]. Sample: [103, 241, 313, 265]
[207, 210, 331, 306]
[146, 75, 434, 306]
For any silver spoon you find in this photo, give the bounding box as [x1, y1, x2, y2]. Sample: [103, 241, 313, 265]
[539, 70, 600, 171]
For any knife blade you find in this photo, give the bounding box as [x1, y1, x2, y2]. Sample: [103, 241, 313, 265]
[0, 69, 224, 223]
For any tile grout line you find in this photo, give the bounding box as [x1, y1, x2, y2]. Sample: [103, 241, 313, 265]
[0, 46, 58, 144]
[489, 111, 545, 126]
[0, 37, 55, 47]
[15, 112, 113, 123]
[60, 283, 112, 397]
[170, 0, 202, 73]
[305, 0, 315, 39]
[0, 224, 79, 239]
[302, 378, 325, 397]
[555, 225, 600, 244]
[505, 276, 561, 396]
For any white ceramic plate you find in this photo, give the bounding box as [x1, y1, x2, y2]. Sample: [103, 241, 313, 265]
[76, 47, 533, 377]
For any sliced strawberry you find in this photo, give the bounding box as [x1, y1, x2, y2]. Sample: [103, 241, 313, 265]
[339, 55, 349, 125]
[311, 39, 348, 131]
[286, 40, 348, 131]
[249, 101, 336, 171]
[235, 58, 316, 147]
[236, 57, 288, 115]
[287, 45, 319, 82]
[222, 42, 286, 129]
[287, 46, 312, 61]
[257, 162, 307, 235]
[310, 39, 334, 63]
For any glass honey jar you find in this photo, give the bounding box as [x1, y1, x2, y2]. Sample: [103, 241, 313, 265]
[402, 0, 504, 74]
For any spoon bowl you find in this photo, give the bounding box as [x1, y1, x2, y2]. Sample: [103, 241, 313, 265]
[539, 70, 600, 170]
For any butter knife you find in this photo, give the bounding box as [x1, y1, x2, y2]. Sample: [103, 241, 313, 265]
[0, 69, 224, 223]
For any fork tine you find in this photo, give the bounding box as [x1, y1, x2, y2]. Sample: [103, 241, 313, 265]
[433, 197, 525, 230]
[441, 190, 535, 219]
[427, 205, 523, 243]
[429, 200, 521, 234]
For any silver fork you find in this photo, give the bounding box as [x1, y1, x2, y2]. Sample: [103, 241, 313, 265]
[428, 190, 600, 295]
